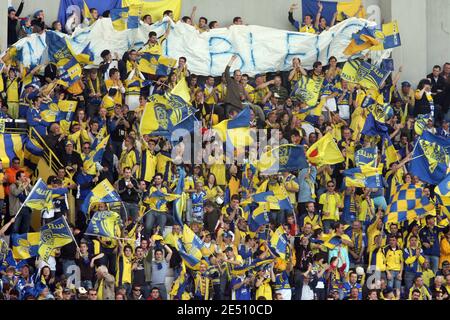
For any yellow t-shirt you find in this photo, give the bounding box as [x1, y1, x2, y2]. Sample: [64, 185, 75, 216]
[116, 253, 132, 286]
[204, 86, 217, 105]
[97, 279, 104, 300]
[119, 148, 139, 173]
[140, 36, 166, 55]
[300, 25, 316, 34]
[256, 278, 273, 300]
[319, 192, 342, 221]
[215, 83, 227, 102]
[101, 95, 116, 116]
[204, 185, 223, 201]
[104, 79, 124, 105]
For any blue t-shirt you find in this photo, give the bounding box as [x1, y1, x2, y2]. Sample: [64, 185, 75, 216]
[231, 277, 252, 300]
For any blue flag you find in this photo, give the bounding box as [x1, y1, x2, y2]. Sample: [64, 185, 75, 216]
[355, 147, 378, 166]
[257, 144, 309, 175]
[410, 132, 450, 185]
[58, 0, 122, 27]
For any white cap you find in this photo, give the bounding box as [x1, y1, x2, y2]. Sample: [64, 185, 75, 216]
[78, 287, 87, 294]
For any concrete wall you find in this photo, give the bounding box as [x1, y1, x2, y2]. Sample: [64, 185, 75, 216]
[4, 0, 450, 86]
[426, 0, 450, 73]
[391, 0, 428, 87]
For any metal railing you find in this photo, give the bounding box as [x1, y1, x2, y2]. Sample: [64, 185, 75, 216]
[28, 127, 76, 224]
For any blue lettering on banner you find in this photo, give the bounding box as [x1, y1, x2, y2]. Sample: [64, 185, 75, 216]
[25, 42, 36, 68]
[208, 37, 243, 74]
[315, 35, 320, 61]
[284, 33, 308, 68]
[325, 32, 335, 60]
[72, 30, 91, 45]
[249, 32, 256, 69]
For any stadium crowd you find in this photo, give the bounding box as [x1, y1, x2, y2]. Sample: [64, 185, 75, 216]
[0, 1, 450, 301]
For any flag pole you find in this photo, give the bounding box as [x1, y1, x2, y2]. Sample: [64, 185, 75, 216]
[14, 178, 43, 219]
[62, 214, 80, 251]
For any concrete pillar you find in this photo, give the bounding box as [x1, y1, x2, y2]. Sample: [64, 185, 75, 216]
[0, 0, 8, 52]
[391, 0, 428, 86]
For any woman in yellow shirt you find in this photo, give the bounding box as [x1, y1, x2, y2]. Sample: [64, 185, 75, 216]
[104, 68, 125, 105]
[204, 173, 224, 202]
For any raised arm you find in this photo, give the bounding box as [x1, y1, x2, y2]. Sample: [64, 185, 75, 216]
[190, 6, 197, 22]
[315, 2, 323, 30]
[288, 4, 300, 30]
[164, 243, 173, 262]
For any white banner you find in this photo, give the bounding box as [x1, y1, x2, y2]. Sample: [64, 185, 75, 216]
[10, 17, 390, 77]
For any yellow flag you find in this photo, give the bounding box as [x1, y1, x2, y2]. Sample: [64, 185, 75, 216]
[337, 0, 365, 21]
[306, 132, 344, 167]
[171, 77, 191, 105]
[122, 0, 182, 21]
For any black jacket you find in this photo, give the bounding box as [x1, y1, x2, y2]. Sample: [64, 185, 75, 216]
[7, 1, 24, 46]
[117, 177, 140, 203]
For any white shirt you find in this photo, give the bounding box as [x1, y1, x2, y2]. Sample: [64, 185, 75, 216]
[301, 284, 315, 300]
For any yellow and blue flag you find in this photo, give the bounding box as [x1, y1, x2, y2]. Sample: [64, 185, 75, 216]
[0, 134, 26, 168]
[344, 27, 380, 56]
[230, 257, 274, 276]
[81, 179, 122, 213]
[383, 184, 435, 224]
[269, 226, 289, 261]
[292, 99, 325, 125]
[45, 31, 75, 63]
[11, 232, 40, 260]
[181, 225, 205, 252]
[291, 75, 324, 107]
[341, 59, 389, 90]
[248, 202, 271, 232]
[82, 0, 94, 25]
[213, 106, 253, 149]
[57, 57, 83, 87]
[177, 239, 203, 270]
[414, 113, 432, 136]
[23, 178, 54, 211]
[83, 135, 110, 175]
[85, 211, 122, 238]
[110, 5, 142, 31]
[410, 131, 450, 185]
[38, 217, 73, 262]
[257, 144, 309, 175]
[75, 43, 95, 65]
[176, 225, 207, 270]
[306, 132, 344, 167]
[138, 53, 177, 76]
[313, 234, 344, 249]
[170, 264, 191, 300]
[40, 100, 77, 125]
[146, 189, 181, 210]
[372, 21, 401, 50]
[344, 164, 383, 188]
[362, 112, 388, 137]
[435, 174, 450, 217]
[139, 94, 197, 138]
[171, 76, 192, 105]
[355, 147, 378, 166]
[302, 0, 365, 24]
